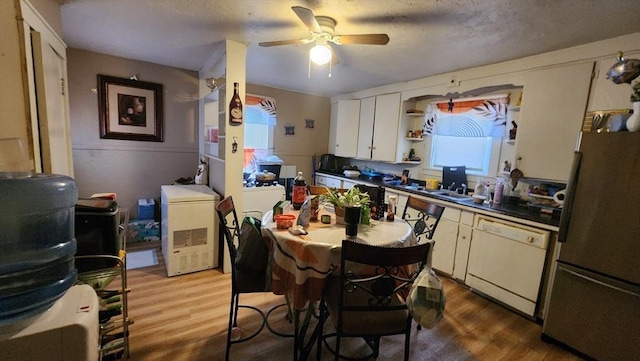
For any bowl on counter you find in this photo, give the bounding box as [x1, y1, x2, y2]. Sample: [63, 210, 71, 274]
[343, 170, 361, 178]
[472, 195, 487, 204]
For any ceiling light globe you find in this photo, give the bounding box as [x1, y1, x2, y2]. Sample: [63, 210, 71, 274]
[310, 44, 332, 65]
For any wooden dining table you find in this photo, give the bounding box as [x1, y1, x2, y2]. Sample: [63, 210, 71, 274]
[261, 208, 417, 360]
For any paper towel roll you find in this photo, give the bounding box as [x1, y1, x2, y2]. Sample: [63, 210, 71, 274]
[553, 189, 566, 205]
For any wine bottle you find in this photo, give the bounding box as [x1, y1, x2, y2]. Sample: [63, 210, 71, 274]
[229, 82, 243, 126]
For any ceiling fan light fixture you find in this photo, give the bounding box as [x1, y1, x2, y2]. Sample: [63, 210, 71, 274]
[310, 44, 332, 65]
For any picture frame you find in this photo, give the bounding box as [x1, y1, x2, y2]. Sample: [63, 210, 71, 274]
[97, 75, 163, 142]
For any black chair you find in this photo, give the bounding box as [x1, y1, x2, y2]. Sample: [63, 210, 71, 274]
[215, 196, 293, 361]
[401, 196, 445, 243]
[317, 240, 432, 361]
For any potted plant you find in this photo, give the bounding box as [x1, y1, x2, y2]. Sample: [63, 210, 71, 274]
[320, 186, 371, 223]
[627, 81, 640, 132]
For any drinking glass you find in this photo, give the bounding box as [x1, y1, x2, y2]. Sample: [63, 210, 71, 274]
[344, 205, 361, 239]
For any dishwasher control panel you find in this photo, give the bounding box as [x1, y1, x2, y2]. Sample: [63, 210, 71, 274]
[474, 216, 550, 249]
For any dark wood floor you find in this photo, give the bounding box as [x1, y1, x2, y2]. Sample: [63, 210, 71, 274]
[120, 242, 583, 361]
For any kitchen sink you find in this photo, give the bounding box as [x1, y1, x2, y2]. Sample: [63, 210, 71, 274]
[429, 190, 473, 201]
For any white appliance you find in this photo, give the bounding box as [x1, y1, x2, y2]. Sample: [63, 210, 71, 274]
[466, 215, 550, 317]
[161, 185, 220, 277]
[242, 184, 285, 218]
[0, 285, 99, 361]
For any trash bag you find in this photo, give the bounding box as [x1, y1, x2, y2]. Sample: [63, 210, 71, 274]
[406, 267, 446, 329]
[236, 216, 268, 275]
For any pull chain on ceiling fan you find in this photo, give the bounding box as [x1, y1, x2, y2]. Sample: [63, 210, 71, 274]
[259, 6, 390, 68]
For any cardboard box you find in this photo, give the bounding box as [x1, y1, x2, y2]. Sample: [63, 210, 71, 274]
[138, 198, 155, 220]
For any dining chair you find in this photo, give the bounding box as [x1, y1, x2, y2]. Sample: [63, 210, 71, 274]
[309, 185, 348, 195]
[316, 240, 432, 361]
[401, 196, 445, 243]
[215, 196, 293, 361]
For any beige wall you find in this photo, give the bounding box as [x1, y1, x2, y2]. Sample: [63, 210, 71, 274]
[68, 48, 200, 218]
[246, 84, 330, 179]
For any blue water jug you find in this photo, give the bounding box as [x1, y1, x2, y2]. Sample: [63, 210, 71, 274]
[0, 172, 78, 325]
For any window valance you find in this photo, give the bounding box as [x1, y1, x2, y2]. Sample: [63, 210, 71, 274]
[423, 94, 509, 137]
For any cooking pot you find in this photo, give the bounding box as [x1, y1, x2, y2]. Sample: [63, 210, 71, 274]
[255, 170, 277, 182]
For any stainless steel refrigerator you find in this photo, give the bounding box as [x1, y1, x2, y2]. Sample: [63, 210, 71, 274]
[542, 131, 640, 361]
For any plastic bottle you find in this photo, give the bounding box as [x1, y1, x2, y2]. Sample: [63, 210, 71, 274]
[292, 172, 307, 210]
[484, 181, 492, 204]
[494, 178, 504, 205]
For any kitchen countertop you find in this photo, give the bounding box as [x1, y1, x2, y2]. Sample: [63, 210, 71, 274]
[316, 171, 560, 229]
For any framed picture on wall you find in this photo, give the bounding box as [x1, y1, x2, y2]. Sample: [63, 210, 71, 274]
[97, 75, 163, 142]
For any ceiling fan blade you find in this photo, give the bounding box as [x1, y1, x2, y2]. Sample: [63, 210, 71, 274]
[259, 39, 308, 47]
[327, 44, 340, 65]
[292, 6, 322, 33]
[334, 34, 390, 45]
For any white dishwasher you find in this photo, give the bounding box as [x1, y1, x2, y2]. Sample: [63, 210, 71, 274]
[466, 215, 550, 318]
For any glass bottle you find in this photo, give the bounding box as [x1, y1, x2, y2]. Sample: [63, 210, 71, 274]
[229, 82, 243, 126]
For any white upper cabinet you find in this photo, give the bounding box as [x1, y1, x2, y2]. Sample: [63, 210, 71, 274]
[516, 62, 594, 182]
[356, 96, 375, 158]
[357, 93, 401, 162]
[331, 100, 360, 157]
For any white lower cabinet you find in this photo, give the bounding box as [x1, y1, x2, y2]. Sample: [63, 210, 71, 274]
[315, 174, 342, 188]
[432, 208, 474, 279]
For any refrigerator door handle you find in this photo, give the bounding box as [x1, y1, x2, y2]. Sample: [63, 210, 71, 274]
[558, 151, 582, 243]
[560, 266, 640, 299]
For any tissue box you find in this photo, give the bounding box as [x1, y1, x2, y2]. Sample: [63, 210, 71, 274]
[127, 219, 160, 243]
[138, 198, 155, 220]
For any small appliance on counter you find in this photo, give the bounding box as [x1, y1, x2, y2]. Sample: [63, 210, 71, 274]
[442, 166, 467, 192]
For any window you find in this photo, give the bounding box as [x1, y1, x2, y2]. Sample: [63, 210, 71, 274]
[424, 95, 508, 176]
[244, 94, 276, 172]
[430, 135, 496, 174]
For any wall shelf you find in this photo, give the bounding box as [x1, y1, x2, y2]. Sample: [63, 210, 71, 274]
[405, 137, 424, 142]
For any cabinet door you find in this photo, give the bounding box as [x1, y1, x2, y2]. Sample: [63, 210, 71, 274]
[432, 219, 458, 275]
[333, 100, 360, 157]
[453, 224, 472, 281]
[516, 62, 594, 181]
[356, 96, 375, 159]
[371, 93, 401, 162]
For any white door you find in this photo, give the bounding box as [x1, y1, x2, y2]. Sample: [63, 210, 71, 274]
[31, 30, 73, 176]
[333, 100, 360, 157]
[356, 96, 375, 159]
[371, 93, 400, 162]
[516, 62, 594, 182]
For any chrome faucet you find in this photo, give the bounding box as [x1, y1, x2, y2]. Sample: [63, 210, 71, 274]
[448, 181, 456, 191]
[460, 183, 467, 195]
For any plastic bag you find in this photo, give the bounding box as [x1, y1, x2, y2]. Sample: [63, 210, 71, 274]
[236, 216, 268, 275]
[297, 197, 311, 227]
[407, 267, 446, 329]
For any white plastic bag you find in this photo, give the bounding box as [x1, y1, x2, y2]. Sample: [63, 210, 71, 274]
[407, 267, 446, 329]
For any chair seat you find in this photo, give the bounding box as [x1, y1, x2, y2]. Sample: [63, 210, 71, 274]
[324, 277, 409, 336]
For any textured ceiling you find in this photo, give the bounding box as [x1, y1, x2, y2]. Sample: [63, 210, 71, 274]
[60, 0, 640, 97]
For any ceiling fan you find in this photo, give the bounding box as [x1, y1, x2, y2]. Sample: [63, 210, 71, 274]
[259, 6, 390, 66]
